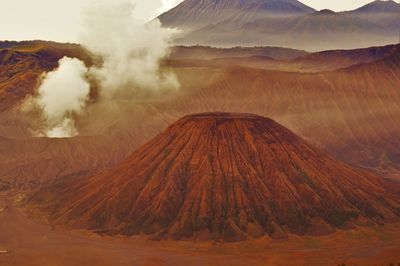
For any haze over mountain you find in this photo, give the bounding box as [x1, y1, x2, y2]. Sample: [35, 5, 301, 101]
[30, 113, 400, 241]
[353, 0, 400, 13]
[165, 46, 400, 179]
[347, 0, 400, 33]
[1, 41, 400, 188]
[159, 0, 315, 29]
[168, 44, 399, 72]
[159, 0, 400, 51]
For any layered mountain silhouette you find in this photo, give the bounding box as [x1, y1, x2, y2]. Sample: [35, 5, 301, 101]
[159, 0, 399, 51]
[31, 113, 400, 241]
[168, 44, 399, 72]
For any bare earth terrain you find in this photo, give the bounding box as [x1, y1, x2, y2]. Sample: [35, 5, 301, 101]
[0, 190, 399, 266]
[1, 41, 400, 265]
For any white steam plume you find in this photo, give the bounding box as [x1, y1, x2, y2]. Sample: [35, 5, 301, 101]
[29, 57, 90, 138]
[25, 0, 179, 138]
[82, 0, 179, 99]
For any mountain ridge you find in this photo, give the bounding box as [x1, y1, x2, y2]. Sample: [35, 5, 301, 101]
[159, 0, 399, 51]
[159, 0, 315, 29]
[352, 0, 400, 13]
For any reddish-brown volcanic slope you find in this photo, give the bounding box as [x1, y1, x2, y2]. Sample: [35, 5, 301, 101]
[31, 113, 400, 242]
[160, 47, 400, 179]
[0, 134, 138, 189]
[1, 42, 400, 189]
[0, 41, 91, 112]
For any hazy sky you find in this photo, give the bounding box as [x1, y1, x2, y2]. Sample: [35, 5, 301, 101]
[0, 0, 395, 42]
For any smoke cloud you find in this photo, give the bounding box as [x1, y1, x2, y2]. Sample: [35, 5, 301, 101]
[25, 0, 179, 138]
[82, 0, 179, 99]
[27, 57, 90, 138]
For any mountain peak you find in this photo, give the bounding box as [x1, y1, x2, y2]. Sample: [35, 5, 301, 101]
[354, 0, 400, 13]
[31, 113, 400, 241]
[312, 9, 337, 15]
[158, 0, 316, 29]
[165, 0, 316, 12]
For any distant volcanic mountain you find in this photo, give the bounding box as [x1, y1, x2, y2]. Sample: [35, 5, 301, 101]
[31, 113, 400, 241]
[158, 0, 315, 30]
[352, 0, 400, 14]
[158, 0, 399, 51]
[347, 0, 400, 33]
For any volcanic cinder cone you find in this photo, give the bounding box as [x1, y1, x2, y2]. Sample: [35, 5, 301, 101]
[31, 113, 400, 242]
